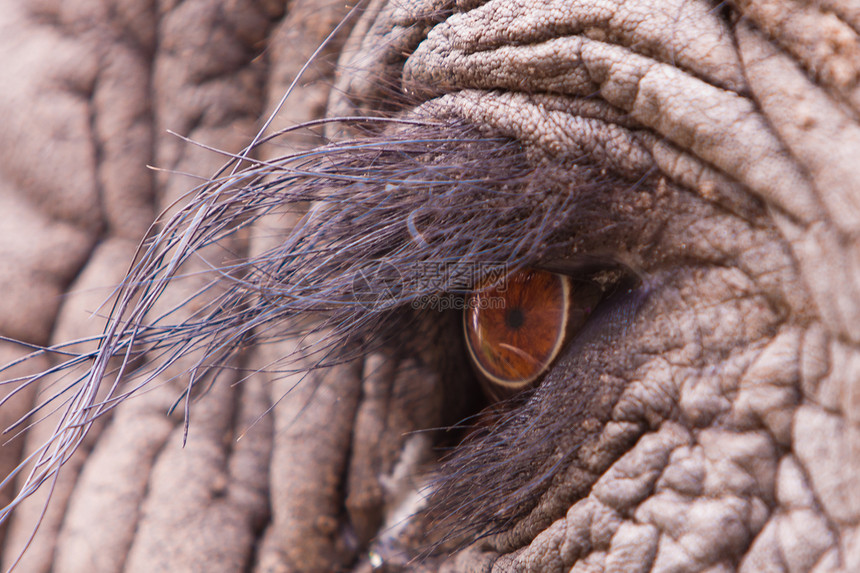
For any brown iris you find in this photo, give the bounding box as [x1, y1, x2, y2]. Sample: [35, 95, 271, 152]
[464, 269, 573, 389]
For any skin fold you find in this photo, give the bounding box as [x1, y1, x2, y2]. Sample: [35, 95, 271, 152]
[0, 0, 858, 571]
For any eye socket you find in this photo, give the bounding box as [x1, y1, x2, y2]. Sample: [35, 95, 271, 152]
[463, 268, 604, 397]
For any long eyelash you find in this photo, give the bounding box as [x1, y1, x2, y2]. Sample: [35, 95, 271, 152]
[0, 110, 590, 526]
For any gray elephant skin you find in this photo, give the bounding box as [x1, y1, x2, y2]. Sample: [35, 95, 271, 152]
[0, 0, 858, 571]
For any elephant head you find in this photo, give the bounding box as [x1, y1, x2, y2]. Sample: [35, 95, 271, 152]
[0, 0, 857, 572]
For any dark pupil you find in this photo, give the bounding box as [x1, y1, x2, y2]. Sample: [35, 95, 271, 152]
[506, 307, 525, 329]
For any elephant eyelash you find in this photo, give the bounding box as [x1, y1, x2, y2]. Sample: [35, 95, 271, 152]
[0, 114, 618, 523]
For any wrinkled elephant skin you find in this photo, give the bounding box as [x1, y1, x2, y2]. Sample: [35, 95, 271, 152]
[0, 0, 858, 572]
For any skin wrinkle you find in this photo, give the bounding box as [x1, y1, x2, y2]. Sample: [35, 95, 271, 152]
[732, 0, 860, 113]
[0, 0, 156, 559]
[812, 0, 860, 34]
[248, 1, 358, 569]
[0, 0, 103, 345]
[737, 22, 860, 236]
[121, 368, 267, 573]
[0, 1, 858, 573]
[423, 91, 655, 177]
[39, 240, 147, 573]
[406, 31, 823, 224]
[1, 0, 280, 570]
[255, 345, 363, 572]
[737, 23, 860, 345]
[326, 0, 451, 129]
[347, 351, 451, 547]
[138, 3, 279, 566]
[413, 0, 745, 91]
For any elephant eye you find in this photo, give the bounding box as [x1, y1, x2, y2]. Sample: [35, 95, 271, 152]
[463, 268, 605, 397]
